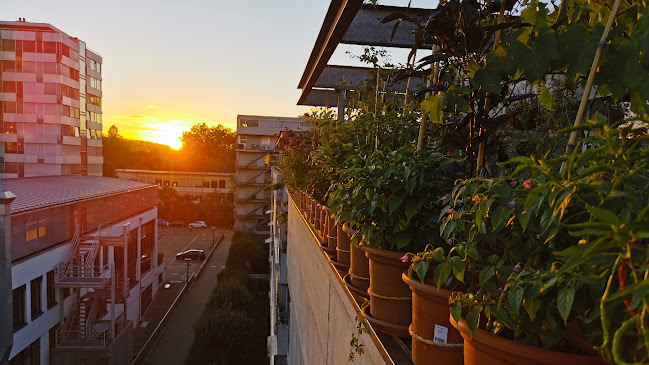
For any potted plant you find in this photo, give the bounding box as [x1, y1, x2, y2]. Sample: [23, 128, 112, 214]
[329, 143, 462, 336]
[440, 119, 647, 365]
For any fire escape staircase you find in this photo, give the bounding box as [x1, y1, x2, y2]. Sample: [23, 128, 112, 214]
[55, 225, 117, 349]
[56, 295, 110, 348]
[236, 151, 271, 169]
[55, 225, 108, 287]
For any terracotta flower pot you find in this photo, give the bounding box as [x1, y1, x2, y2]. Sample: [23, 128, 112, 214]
[344, 223, 370, 292]
[450, 316, 606, 365]
[360, 244, 411, 337]
[336, 222, 351, 266]
[403, 274, 463, 365]
[325, 211, 337, 251]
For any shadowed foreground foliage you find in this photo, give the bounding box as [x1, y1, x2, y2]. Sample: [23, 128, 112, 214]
[185, 232, 270, 365]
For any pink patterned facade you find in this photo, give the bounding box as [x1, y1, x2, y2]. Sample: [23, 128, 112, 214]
[0, 20, 103, 177]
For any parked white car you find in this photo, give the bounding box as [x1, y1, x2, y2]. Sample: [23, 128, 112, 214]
[188, 221, 207, 228]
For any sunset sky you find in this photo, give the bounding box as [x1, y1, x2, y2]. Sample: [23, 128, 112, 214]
[4, 1, 425, 148]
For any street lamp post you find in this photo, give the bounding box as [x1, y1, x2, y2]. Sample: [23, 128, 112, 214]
[211, 227, 216, 246]
[185, 258, 191, 285]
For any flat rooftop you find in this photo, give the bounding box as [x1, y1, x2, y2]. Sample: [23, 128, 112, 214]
[3, 176, 154, 214]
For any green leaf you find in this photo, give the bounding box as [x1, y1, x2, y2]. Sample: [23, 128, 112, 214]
[630, 284, 649, 310]
[508, 287, 524, 316]
[421, 94, 444, 123]
[451, 302, 462, 323]
[433, 262, 452, 288]
[524, 298, 541, 321]
[449, 256, 467, 283]
[479, 266, 495, 286]
[586, 204, 621, 226]
[538, 86, 554, 111]
[405, 199, 425, 223]
[491, 205, 512, 232]
[388, 193, 404, 215]
[391, 230, 411, 250]
[466, 307, 481, 335]
[557, 286, 575, 324]
[413, 260, 430, 283]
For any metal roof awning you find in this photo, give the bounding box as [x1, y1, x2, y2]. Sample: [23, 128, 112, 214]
[298, 1, 432, 107]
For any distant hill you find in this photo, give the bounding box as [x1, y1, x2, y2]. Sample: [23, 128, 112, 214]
[125, 139, 174, 153]
[103, 123, 236, 176]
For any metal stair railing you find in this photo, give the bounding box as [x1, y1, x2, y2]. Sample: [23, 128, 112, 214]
[84, 295, 100, 340]
[242, 186, 269, 202]
[240, 169, 270, 184]
[57, 225, 81, 281]
[249, 216, 271, 232]
[56, 294, 81, 344]
[83, 225, 102, 277]
[241, 152, 270, 168]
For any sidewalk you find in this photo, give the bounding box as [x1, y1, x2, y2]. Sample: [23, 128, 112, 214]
[132, 232, 226, 364]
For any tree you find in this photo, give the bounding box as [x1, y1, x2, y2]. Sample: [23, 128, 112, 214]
[198, 191, 234, 227]
[107, 125, 122, 139]
[103, 125, 128, 177]
[180, 123, 236, 172]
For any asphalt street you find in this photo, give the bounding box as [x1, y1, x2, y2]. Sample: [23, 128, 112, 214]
[146, 230, 233, 365]
[157, 226, 223, 283]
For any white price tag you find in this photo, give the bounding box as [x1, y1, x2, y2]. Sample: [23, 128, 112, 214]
[434, 324, 448, 344]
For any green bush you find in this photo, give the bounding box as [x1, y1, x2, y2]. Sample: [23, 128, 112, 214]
[226, 231, 268, 273]
[192, 305, 253, 362]
[216, 266, 251, 286]
[206, 279, 253, 312]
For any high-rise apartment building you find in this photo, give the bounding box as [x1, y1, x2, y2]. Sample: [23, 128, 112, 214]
[0, 19, 103, 178]
[0, 20, 163, 365]
[235, 115, 309, 233]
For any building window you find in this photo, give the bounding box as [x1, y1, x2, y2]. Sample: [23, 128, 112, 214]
[26, 221, 47, 242]
[89, 112, 102, 124]
[89, 59, 101, 73]
[5, 141, 24, 154]
[43, 41, 57, 54]
[5, 163, 18, 174]
[4, 122, 16, 134]
[30, 276, 43, 320]
[203, 181, 210, 188]
[67, 106, 80, 119]
[46, 270, 57, 309]
[89, 77, 101, 90]
[89, 95, 102, 107]
[210, 180, 218, 189]
[13, 285, 26, 332]
[219, 179, 226, 189]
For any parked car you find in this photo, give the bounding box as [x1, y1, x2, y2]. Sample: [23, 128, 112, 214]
[170, 221, 185, 227]
[176, 249, 205, 261]
[188, 221, 207, 228]
[157, 219, 167, 226]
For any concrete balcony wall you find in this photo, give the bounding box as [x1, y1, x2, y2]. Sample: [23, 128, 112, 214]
[286, 197, 391, 365]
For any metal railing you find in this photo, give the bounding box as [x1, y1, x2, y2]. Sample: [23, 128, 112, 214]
[58, 225, 81, 281]
[55, 262, 111, 285]
[83, 225, 102, 274]
[57, 295, 81, 344]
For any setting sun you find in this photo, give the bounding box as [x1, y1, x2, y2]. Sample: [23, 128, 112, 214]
[152, 129, 184, 149]
[128, 119, 191, 150]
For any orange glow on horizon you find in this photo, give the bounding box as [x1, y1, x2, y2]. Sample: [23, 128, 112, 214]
[150, 128, 184, 150]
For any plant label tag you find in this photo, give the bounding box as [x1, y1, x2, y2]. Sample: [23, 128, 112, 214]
[434, 324, 448, 344]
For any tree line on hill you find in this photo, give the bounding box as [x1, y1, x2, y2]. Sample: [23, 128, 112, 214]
[102, 123, 236, 177]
